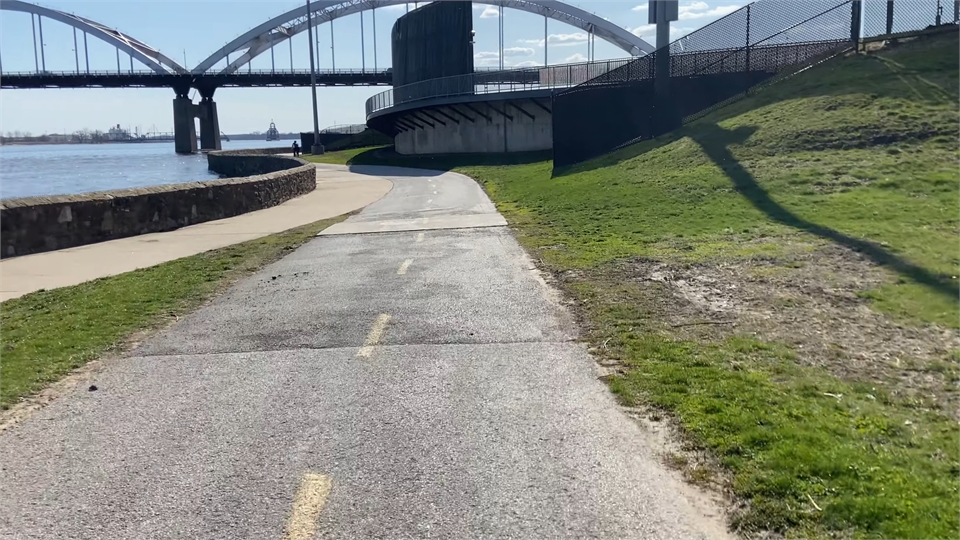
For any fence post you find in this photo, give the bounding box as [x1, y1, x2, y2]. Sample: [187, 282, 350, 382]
[955, 0, 959, 23]
[745, 4, 751, 72]
[886, 1, 894, 34]
[851, 0, 862, 52]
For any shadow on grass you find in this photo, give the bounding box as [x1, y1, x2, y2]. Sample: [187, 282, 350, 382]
[552, 130, 687, 178]
[555, 30, 958, 178]
[690, 122, 958, 299]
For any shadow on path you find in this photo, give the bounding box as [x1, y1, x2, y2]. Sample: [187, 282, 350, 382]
[690, 122, 957, 299]
[345, 146, 551, 172]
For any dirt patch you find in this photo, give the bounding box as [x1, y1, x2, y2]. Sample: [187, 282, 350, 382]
[598, 241, 959, 418]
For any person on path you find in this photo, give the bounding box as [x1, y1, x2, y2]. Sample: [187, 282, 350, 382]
[292, 141, 300, 157]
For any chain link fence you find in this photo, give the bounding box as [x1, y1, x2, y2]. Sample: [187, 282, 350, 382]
[862, 0, 959, 38]
[553, 0, 959, 168]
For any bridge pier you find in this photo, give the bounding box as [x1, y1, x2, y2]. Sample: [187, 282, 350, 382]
[172, 94, 197, 155]
[197, 94, 222, 152]
[172, 88, 221, 154]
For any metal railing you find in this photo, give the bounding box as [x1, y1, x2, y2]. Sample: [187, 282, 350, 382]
[320, 123, 368, 134]
[365, 58, 635, 117]
[0, 68, 392, 76]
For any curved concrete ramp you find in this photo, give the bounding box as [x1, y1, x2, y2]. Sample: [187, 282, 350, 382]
[317, 164, 507, 236]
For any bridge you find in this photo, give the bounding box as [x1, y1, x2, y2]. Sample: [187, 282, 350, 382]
[0, 0, 654, 154]
[0, 70, 394, 90]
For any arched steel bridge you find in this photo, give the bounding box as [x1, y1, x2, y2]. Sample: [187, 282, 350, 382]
[196, 0, 654, 75]
[0, 0, 653, 78]
[0, 0, 654, 154]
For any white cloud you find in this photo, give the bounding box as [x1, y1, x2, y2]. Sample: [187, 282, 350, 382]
[564, 53, 587, 63]
[679, 1, 743, 20]
[513, 60, 541, 67]
[632, 4, 648, 11]
[480, 6, 499, 18]
[550, 32, 588, 44]
[503, 47, 535, 57]
[474, 51, 500, 66]
[629, 24, 656, 37]
[517, 32, 588, 48]
[629, 24, 694, 41]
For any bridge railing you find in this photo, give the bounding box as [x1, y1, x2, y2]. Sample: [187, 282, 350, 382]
[365, 58, 635, 118]
[0, 68, 392, 77]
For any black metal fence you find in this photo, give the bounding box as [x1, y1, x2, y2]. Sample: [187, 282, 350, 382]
[552, 0, 959, 167]
[320, 124, 367, 135]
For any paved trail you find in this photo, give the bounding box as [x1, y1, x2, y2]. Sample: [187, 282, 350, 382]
[0, 165, 728, 539]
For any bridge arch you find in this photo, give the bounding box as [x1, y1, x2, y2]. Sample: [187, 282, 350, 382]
[1, 0, 187, 74]
[193, 0, 654, 75]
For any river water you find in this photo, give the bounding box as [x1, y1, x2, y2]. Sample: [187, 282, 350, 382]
[0, 139, 297, 200]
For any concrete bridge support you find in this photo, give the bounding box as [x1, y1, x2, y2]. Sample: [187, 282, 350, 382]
[173, 96, 198, 154]
[198, 97, 221, 152]
[172, 89, 221, 154]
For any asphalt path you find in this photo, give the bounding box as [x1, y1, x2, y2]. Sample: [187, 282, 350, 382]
[0, 164, 729, 539]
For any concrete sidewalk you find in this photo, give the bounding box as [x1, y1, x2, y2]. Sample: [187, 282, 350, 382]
[0, 166, 392, 302]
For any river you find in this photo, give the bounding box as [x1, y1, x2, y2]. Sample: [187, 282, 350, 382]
[0, 139, 298, 200]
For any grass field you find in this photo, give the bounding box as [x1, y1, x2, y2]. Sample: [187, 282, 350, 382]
[0, 216, 345, 410]
[315, 31, 959, 539]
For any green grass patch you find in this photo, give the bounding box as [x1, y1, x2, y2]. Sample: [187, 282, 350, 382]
[318, 31, 960, 538]
[0, 216, 345, 409]
[581, 279, 959, 538]
[303, 146, 386, 165]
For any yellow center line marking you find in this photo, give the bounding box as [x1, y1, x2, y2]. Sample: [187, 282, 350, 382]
[284, 473, 332, 540]
[397, 259, 413, 275]
[416, 232, 424, 243]
[357, 313, 391, 358]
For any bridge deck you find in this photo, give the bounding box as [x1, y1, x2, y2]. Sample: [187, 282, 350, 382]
[0, 68, 544, 90]
[0, 71, 394, 89]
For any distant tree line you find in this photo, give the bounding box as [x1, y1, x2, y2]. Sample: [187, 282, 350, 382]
[1, 130, 107, 145]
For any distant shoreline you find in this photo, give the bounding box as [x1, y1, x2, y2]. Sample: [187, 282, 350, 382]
[0, 134, 301, 147]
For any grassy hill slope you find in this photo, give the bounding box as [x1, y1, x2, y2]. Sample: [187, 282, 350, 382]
[312, 30, 959, 538]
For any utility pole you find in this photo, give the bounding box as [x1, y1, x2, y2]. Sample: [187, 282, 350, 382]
[306, 0, 324, 154]
[649, 0, 677, 97]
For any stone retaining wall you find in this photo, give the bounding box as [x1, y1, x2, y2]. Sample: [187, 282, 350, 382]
[0, 151, 315, 258]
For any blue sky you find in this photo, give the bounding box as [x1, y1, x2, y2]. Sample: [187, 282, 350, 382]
[0, 0, 744, 135]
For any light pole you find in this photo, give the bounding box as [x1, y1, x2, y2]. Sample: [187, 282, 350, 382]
[649, 0, 677, 97]
[306, 0, 324, 154]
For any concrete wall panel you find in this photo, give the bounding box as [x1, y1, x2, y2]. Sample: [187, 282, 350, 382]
[395, 99, 552, 155]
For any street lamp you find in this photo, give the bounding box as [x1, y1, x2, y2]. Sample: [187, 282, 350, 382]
[306, 0, 324, 155]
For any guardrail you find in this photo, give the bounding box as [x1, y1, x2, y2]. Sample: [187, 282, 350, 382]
[365, 58, 635, 117]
